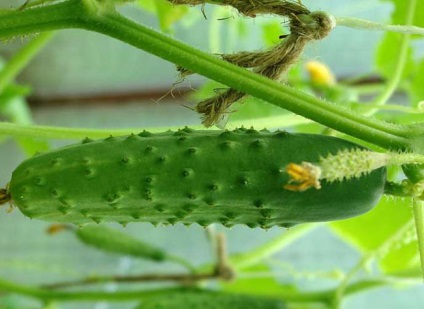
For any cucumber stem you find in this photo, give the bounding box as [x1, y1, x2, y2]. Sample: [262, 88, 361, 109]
[0, 0, 413, 150]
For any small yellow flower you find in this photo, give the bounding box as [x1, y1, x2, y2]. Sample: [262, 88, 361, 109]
[305, 61, 335, 86]
[284, 162, 322, 191]
[46, 224, 69, 235]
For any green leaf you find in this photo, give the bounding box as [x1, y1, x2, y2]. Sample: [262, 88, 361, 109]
[0, 84, 31, 108]
[380, 241, 420, 275]
[329, 197, 419, 275]
[137, 0, 189, 32]
[0, 96, 49, 155]
[221, 264, 296, 297]
[409, 58, 424, 107]
[136, 0, 155, 12]
[381, 0, 424, 27]
[261, 21, 284, 48]
[375, 32, 415, 80]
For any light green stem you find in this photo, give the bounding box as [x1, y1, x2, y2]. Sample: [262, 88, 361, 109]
[0, 278, 183, 301]
[0, 114, 311, 140]
[0, 32, 54, 94]
[229, 223, 320, 271]
[413, 198, 424, 281]
[0, 275, 413, 304]
[336, 16, 424, 36]
[0, 0, 414, 151]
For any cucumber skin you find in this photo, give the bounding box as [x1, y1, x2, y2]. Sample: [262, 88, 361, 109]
[137, 290, 286, 309]
[9, 128, 386, 228]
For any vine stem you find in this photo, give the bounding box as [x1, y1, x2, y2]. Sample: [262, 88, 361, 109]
[0, 274, 415, 304]
[336, 16, 424, 36]
[413, 198, 424, 280]
[0, 278, 183, 302]
[0, 0, 414, 150]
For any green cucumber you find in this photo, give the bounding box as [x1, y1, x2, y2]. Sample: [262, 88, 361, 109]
[8, 128, 386, 228]
[75, 224, 167, 261]
[136, 290, 287, 309]
[74, 224, 195, 270]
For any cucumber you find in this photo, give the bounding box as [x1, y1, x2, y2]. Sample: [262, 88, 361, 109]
[7, 128, 386, 228]
[136, 290, 286, 309]
[75, 224, 167, 261]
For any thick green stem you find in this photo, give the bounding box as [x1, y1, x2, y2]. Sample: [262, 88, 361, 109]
[0, 0, 413, 150]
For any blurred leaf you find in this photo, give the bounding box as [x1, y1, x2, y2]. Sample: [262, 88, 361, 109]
[136, 0, 155, 12]
[329, 197, 419, 275]
[375, 32, 415, 80]
[380, 0, 424, 28]
[409, 58, 424, 106]
[261, 21, 284, 48]
[0, 96, 49, 156]
[0, 84, 31, 108]
[375, 1, 423, 106]
[228, 97, 288, 122]
[380, 240, 420, 275]
[192, 81, 288, 122]
[137, 0, 189, 32]
[221, 263, 296, 297]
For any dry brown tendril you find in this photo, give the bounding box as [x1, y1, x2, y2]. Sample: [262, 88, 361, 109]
[170, 1, 335, 126]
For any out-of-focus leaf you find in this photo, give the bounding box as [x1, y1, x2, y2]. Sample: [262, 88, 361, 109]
[0, 96, 49, 155]
[261, 21, 284, 48]
[380, 240, 420, 275]
[228, 97, 288, 122]
[0, 84, 31, 108]
[329, 197, 419, 275]
[375, 32, 415, 81]
[137, 0, 189, 32]
[191, 80, 288, 122]
[381, 0, 424, 28]
[409, 58, 424, 107]
[221, 263, 296, 297]
[375, 1, 423, 108]
[136, 0, 155, 12]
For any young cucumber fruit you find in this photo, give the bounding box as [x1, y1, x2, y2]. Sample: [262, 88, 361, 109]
[8, 128, 386, 228]
[136, 289, 286, 309]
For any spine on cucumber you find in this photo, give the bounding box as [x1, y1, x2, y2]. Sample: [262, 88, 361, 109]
[6, 128, 386, 228]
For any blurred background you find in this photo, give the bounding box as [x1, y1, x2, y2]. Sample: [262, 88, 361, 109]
[1, 0, 423, 308]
